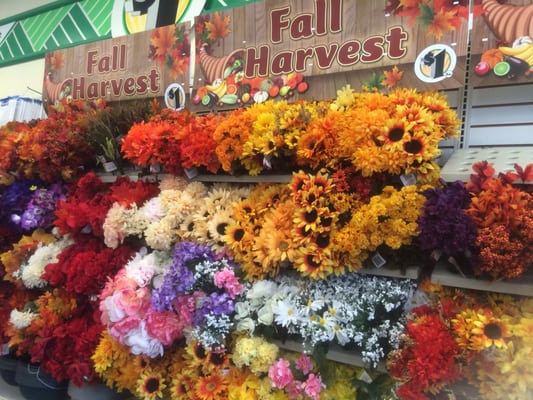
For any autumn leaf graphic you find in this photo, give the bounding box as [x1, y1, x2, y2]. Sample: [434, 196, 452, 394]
[426, 9, 456, 40]
[383, 66, 404, 88]
[205, 12, 232, 41]
[150, 25, 176, 64]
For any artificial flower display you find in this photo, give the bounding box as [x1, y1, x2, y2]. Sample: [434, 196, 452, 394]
[11, 99, 104, 182]
[0, 121, 33, 182]
[151, 241, 244, 350]
[119, 86, 460, 179]
[0, 229, 57, 284]
[387, 280, 533, 400]
[99, 247, 176, 358]
[104, 175, 250, 252]
[416, 180, 478, 262]
[54, 171, 158, 239]
[7, 288, 105, 386]
[226, 168, 428, 280]
[268, 353, 324, 400]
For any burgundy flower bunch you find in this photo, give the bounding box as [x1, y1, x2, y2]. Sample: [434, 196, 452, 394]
[417, 180, 478, 258]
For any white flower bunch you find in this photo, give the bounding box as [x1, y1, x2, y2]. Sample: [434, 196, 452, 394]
[234, 273, 415, 368]
[10, 309, 38, 329]
[19, 235, 73, 289]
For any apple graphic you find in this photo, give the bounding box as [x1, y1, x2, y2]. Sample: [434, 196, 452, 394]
[474, 61, 490, 76]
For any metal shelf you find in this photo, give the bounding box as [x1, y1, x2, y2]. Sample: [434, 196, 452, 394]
[359, 265, 419, 280]
[97, 171, 292, 184]
[440, 146, 533, 183]
[431, 260, 533, 297]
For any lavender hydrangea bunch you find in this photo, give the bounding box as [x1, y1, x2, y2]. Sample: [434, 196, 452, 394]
[19, 182, 67, 231]
[0, 180, 40, 229]
[417, 181, 477, 257]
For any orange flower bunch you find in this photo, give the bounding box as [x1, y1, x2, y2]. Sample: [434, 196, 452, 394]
[212, 108, 254, 173]
[179, 113, 225, 173]
[295, 87, 459, 182]
[121, 109, 192, 175]
[466, 162, 533, 279]
[2, 99, 103, 182]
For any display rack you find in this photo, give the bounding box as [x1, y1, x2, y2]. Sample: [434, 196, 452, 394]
[431, 259, 533, 297]
[359, 265, 419, 280]
[440, 146, 533, 183]
[97, 171, 293, 184]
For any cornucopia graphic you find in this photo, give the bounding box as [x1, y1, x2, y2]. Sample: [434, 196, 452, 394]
[44, 73, 73, 104]
[194, 44, 308, 108]
[475, 0, 533, 78]
[482, 0, 533, 45]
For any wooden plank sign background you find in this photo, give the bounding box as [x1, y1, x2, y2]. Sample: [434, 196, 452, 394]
[470, 0, 533, 87]
[42, 0, 473, 107]
[42, 21, 191, 105]
[191, 0, 470, 110]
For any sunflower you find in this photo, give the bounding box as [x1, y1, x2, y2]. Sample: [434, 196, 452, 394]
[168, 371, 195, 400]
[195, 372, 228, 400]
[207, 208, 235, 251]
[183, 340, 209, 371]
[293, 246, 334, 279]
[179, 213, 199, 241]
[381, 117, 414, 145]
[452, 308, 508, 351]
[136, 368, 166, 400]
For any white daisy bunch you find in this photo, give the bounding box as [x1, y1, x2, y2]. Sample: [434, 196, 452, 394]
[233, 275, 299, 334]
[234, 273, 415, 368]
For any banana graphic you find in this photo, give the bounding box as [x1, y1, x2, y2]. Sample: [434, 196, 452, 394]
[499, 44, 533, 65]
[205, 81, 227, 98]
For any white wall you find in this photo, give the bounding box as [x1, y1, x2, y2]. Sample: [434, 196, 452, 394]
[0, 0, 54, 99]
[0, 58, 45, 99]
[0, 0, 56, 20]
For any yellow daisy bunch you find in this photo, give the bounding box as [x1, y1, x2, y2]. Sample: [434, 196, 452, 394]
[241, 100, 325, 175]
[331, 185, 427, 268]
[92, 331, 144, 392]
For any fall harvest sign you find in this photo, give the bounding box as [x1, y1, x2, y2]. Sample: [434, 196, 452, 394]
[43, 0, 471, 105]
[191, 0, 469, 108]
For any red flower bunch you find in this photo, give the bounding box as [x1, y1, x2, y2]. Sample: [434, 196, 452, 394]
[25, 290, 104, 386]
[15, 99, 105, 182]
[54, 172, 158, 238]
[387, 306, 462, 399]
[466, 162, 533, 279]
[121, 110, 193, 175]
[42, 236, 137, 296]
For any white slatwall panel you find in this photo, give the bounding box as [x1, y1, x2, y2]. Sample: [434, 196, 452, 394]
[465, 83, 533, 147]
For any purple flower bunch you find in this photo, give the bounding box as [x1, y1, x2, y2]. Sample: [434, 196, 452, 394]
[151, 241, 215, 311]
[151, 241, 244, 349]
[0, 179, 61, 231]
[417, 181, 477, 257]
[19, 182, 67, 230]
